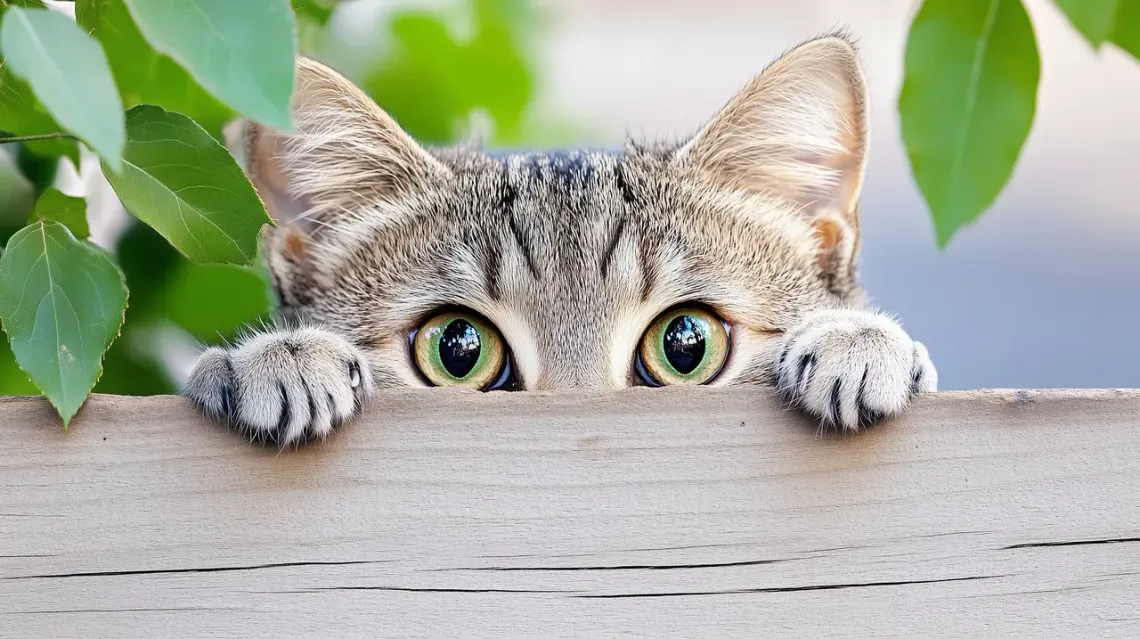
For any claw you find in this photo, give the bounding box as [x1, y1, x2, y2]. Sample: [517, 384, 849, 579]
[856, 366, 885, 427]
[271, 381, 291, 444]
[220, 384, 236, 422]
[349, 360, 361, 389]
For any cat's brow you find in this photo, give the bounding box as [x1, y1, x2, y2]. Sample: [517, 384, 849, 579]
[638, 232, 657, 302]
[599, 216, 627, 279]
[507, 214, 539, 280]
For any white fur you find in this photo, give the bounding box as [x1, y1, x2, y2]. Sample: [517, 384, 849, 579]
[775, 308, 937, 432]
[184, 327, 375, 446]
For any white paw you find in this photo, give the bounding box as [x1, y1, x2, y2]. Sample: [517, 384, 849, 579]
[184, 327, 375, 446]
[775, 309, 936, 432]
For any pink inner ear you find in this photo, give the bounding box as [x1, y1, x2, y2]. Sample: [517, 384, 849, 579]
[281, 227, 309, 262]
[813, 217, 844, 253]
[810, 215, 859, 289]
[243, 123, 314, 226]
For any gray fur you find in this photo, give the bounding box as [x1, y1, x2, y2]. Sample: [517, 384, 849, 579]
[184, 33, 937, 446]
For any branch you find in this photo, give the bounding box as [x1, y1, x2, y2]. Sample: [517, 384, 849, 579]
[0, 132, 75, 144]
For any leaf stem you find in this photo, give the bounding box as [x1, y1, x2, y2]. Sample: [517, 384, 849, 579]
[0, 132, 76, 145]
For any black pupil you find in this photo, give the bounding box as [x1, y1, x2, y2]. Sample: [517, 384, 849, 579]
[439, 319, 481, 378]
[662, 315, 706, 375]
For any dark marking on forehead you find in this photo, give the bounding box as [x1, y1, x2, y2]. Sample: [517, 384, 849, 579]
[638, 233, 657, 303]
[600, 216, 626, 279]
[547, 150, 594, 185]
[507, 214, 539, 280]
[481, 158, 516, 301]
[614, 158, 636, 205]
[524, 153, 543, 178]
[505, 149, 619, 191]
[481, 236, 502, 301]
[497, 159, 517, 211]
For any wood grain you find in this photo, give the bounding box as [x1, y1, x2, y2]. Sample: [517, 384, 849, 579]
[1, 388, 1139, 638]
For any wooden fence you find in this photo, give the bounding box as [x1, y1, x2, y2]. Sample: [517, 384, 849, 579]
[1, 388, 1138, 638]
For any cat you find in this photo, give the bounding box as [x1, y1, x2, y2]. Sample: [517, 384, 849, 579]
[183, 32, 937, 446]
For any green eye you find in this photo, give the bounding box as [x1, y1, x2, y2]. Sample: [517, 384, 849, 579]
[413, 312, 506, 389]
[637, 307, 730, 386]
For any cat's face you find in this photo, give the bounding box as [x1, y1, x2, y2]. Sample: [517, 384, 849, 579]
[238, 34, 870, 391]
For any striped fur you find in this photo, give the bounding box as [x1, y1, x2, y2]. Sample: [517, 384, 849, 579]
[184, 33, 937, 446]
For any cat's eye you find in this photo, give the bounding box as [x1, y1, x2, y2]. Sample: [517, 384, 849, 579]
[413, 311, 508, 389]
[637, 306, 730, 386]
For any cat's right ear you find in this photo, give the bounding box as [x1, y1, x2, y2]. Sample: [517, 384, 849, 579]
[676, 35, 868, 223]
[674, 35, 868, 291]
[227, 56, 449, 226]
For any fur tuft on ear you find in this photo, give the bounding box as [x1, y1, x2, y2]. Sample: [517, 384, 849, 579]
[678, 33, 869, 293]
[230, 56, 449, 226]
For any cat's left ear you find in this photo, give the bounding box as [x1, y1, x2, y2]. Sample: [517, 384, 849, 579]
[678, 34, 868, 265]
[227, 56, 449, 228]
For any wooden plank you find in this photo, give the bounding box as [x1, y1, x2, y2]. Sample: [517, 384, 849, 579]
[1, 388, 1139, 638]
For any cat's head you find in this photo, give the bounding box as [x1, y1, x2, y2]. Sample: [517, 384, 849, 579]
[231, 33, 870, 391]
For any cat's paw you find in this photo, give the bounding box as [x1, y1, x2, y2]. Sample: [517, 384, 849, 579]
[183, 327, 375, 446]
[775, 309, 936, 432]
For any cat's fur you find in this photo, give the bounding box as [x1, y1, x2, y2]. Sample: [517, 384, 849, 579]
[183, 33, 937, 446]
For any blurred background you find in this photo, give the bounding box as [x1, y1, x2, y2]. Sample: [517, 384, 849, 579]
[2, 0, 1138, 394]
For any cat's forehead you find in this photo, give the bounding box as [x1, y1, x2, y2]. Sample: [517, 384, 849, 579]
[458, 147, 627, 221]
[449, 149, 637, 304]
[433, 147, 634, 265]
[497, 148, 618, 182]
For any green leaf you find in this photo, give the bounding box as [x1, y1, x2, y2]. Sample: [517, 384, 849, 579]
[0, 70, 79, 163]
[110, 217, 180, 321]
[364, 0, 534, 144]
[0, 336, 39, 395]
[0, 146, 35, 231]
[0, 7, 124, 169]
[71, 0, 106, 26]
[92, 325, 174, 395]
[100, 105, 272, 265]
[291, 0, 336, 53]
[13, 141, 61, 197]
[1054, 0, 1119, 46]
[0, 220, 127, 425]
[291, 0, 335, 25]
[899, 0, 1040, 247]
[1108, 0, 1140, 59]
[30, 188, 88, 239]
[0, 0, 78, 163]
[165, 263, 273, 342]
[75, 0, 234, 141]
[92, 218, 177, 396]
[123, 0, 296, 131]
[0, 0, 46, 17]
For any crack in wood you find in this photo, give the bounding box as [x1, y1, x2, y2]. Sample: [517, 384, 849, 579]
[286, 586, 574, 595]
[476, 541, 765, 559]
[4, 607, 244, 615]
[4, 560, 389, 581]
[441, 558, 796, 572]
[1003, 537, 1140, 550]
[573, 575, 1003, 598]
